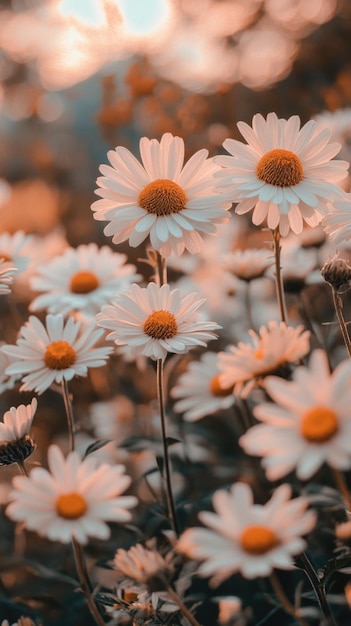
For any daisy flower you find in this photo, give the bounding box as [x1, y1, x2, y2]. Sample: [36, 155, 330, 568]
[30, 243, 140, 318]
[1, 314, 112, 394]
[0, 259, 17, 295]
[222, 248, 272, 281]
[218, 321, 310, 397]
[92, 132, 231, 256]
[240, 350, 351, 480]
[0, 398, 37, 466]
[215, 112, 348, 236]
[96, 282, 220, 361]
[171, 352, 235, 421]
[6, 444, 137, 544]
[0, 231, 32, 275]
[322, 193, 351, 245]
[114, 543, 174, 591]
[177, 482, 316, 585]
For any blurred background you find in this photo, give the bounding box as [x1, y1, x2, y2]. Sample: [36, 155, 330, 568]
[0, 0, 351, 248]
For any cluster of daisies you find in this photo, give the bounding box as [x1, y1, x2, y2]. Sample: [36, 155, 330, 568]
[1, 112, 351, 625]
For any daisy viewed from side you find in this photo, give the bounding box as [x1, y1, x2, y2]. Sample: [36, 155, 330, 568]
[30, 243, 140, 318]
[6, 444, 137, 544]
[92, 132, 232, 256]
[322, 193, 351, 245]
[171, 352, 235, 421]
[240, 350, 351, 480]
[222, 248, 272, 282]
[0, 260, 17, 295]
[215, 112, 348, 236]
[96, 282, 220, 361]
[218, 321, 310, 397]
[177, 482, 316, 585]
[1, 314, 112, 394]
[0, 231, 33, 275]
[0, 398, 37, 466]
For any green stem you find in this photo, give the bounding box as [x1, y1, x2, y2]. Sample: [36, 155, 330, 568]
[271, 228, 287, 324]
[157, 358, 179, 537]
[166, 585, 203, 626]
[71, 537, 105, 626]
[269, 572, 309, 626]
[62, 379, 75, 451]
[332, 288, 351, 358]
[299, 551, 337, 626]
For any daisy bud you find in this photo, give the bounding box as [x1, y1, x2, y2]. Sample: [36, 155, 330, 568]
[321, 254, 351, 291]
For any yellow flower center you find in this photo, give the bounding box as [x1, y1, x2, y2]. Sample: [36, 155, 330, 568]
[240, 524, 279, 555]
[139, 179, 187, 216]
[253, 347, 265, 360]
[69, 270, 100, 294]
[44, 340, 76, 370]
[143, 309, 178, 340]
[56, 492, 87, 519]
[209, 374, 234, 397]
[300, 406, 339, 443]
[256, 148, 304, 187]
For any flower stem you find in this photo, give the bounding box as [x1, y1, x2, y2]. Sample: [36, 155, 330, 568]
[269, 571, 309, 626]
[331, 467, 351, 516]
[16, 459, 29, 477]
[331, 287, 351, 358]
[71, 537, 105, 626]
[62, 379, 75, 451]
[157, 358, 179, 537]
[271, 228, 287, 324]
[166, 585, 203, 626]
[299, 551, 337, 626]
[156, 250, 167, 286]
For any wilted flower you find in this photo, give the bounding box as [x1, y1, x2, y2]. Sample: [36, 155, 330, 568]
[114, 543, 174, 592]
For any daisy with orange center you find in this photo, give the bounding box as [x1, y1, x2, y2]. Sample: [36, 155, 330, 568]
[217, 320, 310, 397]
[171, 352, 234, 421]
[240, 350, 351, 480]
[214, 112, 348, 236]
[30, 243, 140, 319]
[177, 482, 316, 585]
[91, 132, 232, 256]
[1, 314, 112, 394]
[96, 282, 220, 361]
[6, 444, 137, 544]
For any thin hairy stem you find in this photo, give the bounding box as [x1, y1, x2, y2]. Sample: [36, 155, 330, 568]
[62, 379, 75, 451]
[72, 537, 105, 626]
[157, 358, 179, 537]
[156, 250, 168, 287]
[269, 572, 309, 626]
[166, 585, 203, 626]
[331, 288, 351, 358]
[299, 551, 337, 626]
[271, 228, 288, 323]
[16, 459, 29, 477]
[331, 467, 351, 516]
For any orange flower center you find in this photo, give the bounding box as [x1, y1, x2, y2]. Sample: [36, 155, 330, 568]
[240, 524, 279, 555]
[253, 347, 265, 360]
[56, 492, 87, 519]
[256, 148, 303, 187]
[143, 309, 178, 340]
[69, 270, 99, 294]
[300, 406, 339, 443]
[44, 340, 76, 370]
[0, 254, 11, 262]
[209, 374, 234, 397]
[139, 179, 187, 216]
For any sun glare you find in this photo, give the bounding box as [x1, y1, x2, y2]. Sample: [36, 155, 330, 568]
[57, 0, 106, 27]
[117, 0, 172, 37]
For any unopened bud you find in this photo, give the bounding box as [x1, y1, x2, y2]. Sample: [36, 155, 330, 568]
[321, 254, 351, 291]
